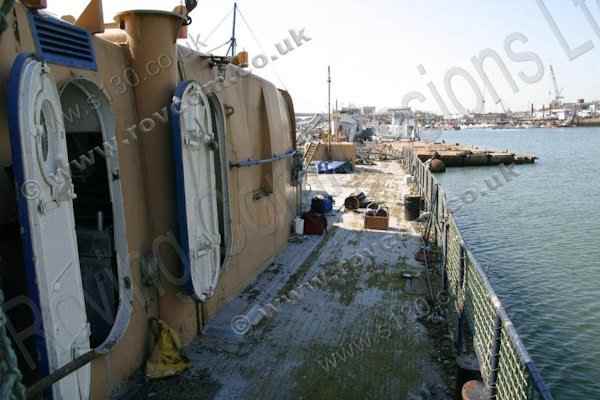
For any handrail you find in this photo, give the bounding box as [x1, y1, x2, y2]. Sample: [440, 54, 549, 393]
[402, 147, 553, 400]
[25, 351, 100, 399]
[229, 149, 297, 168]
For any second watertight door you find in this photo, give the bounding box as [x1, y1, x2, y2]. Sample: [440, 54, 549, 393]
[170, 81, 221, 301]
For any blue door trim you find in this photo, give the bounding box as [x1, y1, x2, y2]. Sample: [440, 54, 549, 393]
[6, 53, 52, 398]
[169, 80, 196, 298]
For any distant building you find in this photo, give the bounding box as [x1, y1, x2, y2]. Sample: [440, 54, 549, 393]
[533, 108, 572, 121]
[334, 109, 363, 141]
[380, 108, 416, 139]
[415, 111, 442, 127]
[362, 106, 376, 115]
[470, 113, 508, 125]
[340, 106, 361, 114]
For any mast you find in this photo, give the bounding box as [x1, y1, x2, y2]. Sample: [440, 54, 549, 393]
[228, 2, 238, 57]
[328, 65, 332, 150]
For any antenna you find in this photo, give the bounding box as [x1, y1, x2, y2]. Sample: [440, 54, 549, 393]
[227, 2, 238, 57]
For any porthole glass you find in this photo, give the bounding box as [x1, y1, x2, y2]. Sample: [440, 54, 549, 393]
[37, 100, 59, 175]
[39, 110, 49, 162]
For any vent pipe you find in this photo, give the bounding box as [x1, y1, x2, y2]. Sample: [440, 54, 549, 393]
[114, 10, 185, 278]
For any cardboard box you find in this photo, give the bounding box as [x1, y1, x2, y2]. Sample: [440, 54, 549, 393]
[364, 214, 389, 231]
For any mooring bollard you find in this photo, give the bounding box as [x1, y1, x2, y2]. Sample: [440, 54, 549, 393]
[455, 353, 482, 400]
[430, 158, 447, 173]
[462, 380, 488, 400]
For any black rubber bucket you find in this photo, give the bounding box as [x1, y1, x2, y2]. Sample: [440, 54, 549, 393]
[404, 195, 421, 221]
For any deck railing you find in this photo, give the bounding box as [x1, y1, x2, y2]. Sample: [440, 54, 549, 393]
[402, 148, 553, 400]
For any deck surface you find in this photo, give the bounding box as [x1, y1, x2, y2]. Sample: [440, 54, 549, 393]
[135, 161, 454, 400]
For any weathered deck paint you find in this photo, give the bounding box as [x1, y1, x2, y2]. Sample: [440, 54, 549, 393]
[133, 162, 455, 400]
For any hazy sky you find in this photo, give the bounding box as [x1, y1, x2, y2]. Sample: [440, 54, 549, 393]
[47, 1, 600, 114]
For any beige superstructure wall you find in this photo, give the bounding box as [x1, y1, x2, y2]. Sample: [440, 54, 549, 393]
[0, 3, 297, 398]
[181, 57, 297, 319]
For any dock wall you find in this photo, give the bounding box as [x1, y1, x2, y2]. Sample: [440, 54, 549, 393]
[575, 117, 600, 127]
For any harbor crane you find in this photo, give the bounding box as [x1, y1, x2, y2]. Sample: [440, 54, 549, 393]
[549, 65, 564, 108]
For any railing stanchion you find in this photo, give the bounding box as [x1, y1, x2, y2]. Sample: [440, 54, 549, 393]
[489, 311, 503, 400]
[443, 219, 449, 291]
[456, 243, 467, 354]
[430, 175, 434, 211]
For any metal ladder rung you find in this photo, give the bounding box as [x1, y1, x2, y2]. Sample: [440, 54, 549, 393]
[304, 143, 318, 166]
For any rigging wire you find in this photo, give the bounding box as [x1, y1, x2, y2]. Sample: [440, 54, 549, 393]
[207, 39, 233, 54]
[203, 9, 234, 47]
[237, 6, 288, 90]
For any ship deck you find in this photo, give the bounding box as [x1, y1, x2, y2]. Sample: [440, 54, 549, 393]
[132, 161, 454, 400]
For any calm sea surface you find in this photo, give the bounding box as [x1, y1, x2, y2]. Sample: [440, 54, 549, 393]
[428, 128, 600, 399]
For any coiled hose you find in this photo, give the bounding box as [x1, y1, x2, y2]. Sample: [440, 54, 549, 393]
[0, 287, 26, 400]
[0, 0, 16, 34]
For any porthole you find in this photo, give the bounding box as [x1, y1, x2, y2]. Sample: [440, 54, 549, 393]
[36, 99, 60, 176]
[39, 110, 49, 161]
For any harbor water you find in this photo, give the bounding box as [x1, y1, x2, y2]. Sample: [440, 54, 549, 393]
[428, 128, 600, 399]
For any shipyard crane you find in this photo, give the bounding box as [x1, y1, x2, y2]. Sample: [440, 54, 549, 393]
[496, 98, 507, 113]
[549, 65, 564, 108]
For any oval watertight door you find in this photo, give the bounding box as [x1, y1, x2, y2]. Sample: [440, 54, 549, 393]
[7, 54, 91, 399]
[171, 81, 222, 301]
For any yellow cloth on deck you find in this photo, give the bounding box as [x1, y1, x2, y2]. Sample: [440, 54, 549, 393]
[145, 319, 191, 380]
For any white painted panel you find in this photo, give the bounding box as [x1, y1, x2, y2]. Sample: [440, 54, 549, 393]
[9, 57, 90, 399]
[175, 81, 221, 300]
